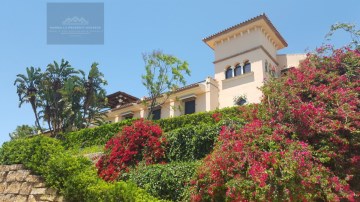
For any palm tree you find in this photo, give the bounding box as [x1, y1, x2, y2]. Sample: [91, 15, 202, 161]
[15, 59, 108, 137]
[40, 59, 80, 136]
[14, 67, 43, 133]
[82, 63, 108, 127]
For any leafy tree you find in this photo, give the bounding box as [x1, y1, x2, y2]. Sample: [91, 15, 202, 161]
[9, 124, 37, 140]
[14, 67, 43, 132]
[326, 23, 360, 50]
[141, 51, 190, 119]
[15, 59, 108, 137]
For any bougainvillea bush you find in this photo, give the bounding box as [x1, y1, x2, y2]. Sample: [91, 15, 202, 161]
[96, 119, 167, 181]
[262, 47, 360, 191]
[189, 47, 359, 201]
[189, 121, 355, 201]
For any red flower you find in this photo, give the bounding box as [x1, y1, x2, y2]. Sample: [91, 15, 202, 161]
[96, 119, 167, 181]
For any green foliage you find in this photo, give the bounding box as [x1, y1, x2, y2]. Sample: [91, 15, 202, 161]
[86, 180, 160, 202]
[156, 111, 214, 132]
[14, 67, 43, 132]
[67, 145, 104, 156]
[128, 162, 199, 201]
[62, 107, 242, 150]
[157, 107, 242, 132]
[190, 120, 355, 201]
[8, 124, 37, 140]
[15, 59, 108, 137]
[141, 50, 191, 119]
[326, 23, 360, 50]
[62, 118, 136, 149]
[45, 153, 93, 191]
[0, 135, 63, 174]
[0, 136, 161, 202]
[165, 123, 220, 162]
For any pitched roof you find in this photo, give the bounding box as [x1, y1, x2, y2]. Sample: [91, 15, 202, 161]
[106, 91, 140, 109]
[203, 13, 288, 50]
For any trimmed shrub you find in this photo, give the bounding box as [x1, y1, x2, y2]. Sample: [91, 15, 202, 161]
[165, 123, 220, 162]
[0, 136, 161, 202]
[157, 107, 242, 132]
[0, 135, 63, 174]
[156, 112, 214, 132]
[96, 119, 167, 181]
[62, 107, 243, 150]
[45, 153, 94, 198]
[62, 118, 136, 149]
[128, 161, 199, 201]
[86, 180, 160, 202]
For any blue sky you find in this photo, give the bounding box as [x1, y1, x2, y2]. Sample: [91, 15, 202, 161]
[0, 0, 359, 145]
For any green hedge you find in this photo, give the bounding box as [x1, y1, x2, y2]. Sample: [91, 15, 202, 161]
[62, 118, 136, 149]
[128, 161, 199, 201]
[0, 135, 63, 174]
[157, 107, 242, 132]
[156, 111, 214, 132]
[165, 123, 220, 162]
[0, 136, 161, 202]
[63, 107, 243, 149]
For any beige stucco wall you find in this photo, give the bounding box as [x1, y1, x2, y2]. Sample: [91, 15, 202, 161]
[205, 77, 219, 111]
[259, 30, 278, 58]
[218, 60, 264, 107]
[169, 98, 182, 117]
[277, 54, 307, 70]
[214, 47, 269, 107]
[195, 92, 206, 113]
[214, 28, 277, 61]
[214, 46, 268, 81]
[106, 105, 142, 123]
[160, 102, 171, 119]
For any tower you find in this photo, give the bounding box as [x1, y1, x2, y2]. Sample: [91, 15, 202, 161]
[203, 14, 288, 107]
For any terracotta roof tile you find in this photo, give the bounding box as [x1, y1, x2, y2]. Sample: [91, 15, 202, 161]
[203, 13, 287, 49]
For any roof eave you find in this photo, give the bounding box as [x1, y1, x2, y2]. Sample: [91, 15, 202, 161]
[203, 14, 288, 50]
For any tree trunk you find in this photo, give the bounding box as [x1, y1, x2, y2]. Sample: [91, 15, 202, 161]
[147, 98, 157, 120]
[30, 99, 43, 134]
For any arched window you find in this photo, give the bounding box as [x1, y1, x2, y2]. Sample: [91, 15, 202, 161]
[225, 67, 233, 79]
[234, 64, 242, 76]
[243, 62, 251, 74]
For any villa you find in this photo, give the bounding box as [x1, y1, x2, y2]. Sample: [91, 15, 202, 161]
[105, 14, 306, 123]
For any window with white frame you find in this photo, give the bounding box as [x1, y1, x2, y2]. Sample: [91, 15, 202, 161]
[184, 99, 195, 115]
[234, 64, 242, 76]
[243, 62, 251, 73]
[225, 66, 233, 79]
